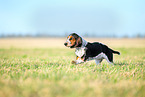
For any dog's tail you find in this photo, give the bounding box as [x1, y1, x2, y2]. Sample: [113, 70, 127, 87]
[110, 49, 120, 55]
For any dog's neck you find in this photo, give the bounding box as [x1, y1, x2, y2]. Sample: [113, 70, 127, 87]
[75, 38, 88, 57]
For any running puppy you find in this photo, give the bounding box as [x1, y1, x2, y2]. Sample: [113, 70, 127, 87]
[64, 33, 120, 65]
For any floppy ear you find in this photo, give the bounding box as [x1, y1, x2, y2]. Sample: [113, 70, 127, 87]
[76, 37, 82, 47]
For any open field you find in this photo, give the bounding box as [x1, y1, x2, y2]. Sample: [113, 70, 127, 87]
[0, 38, 145, 97]
[0, 38, 145, 48]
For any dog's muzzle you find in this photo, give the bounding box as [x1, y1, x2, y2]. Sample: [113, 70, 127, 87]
[64, 43, 67, 46]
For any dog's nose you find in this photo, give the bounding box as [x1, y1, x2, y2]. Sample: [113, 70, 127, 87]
[64, 43, 67, 46]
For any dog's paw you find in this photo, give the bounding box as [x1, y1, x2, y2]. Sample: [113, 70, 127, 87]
[71, 60, 77, 64]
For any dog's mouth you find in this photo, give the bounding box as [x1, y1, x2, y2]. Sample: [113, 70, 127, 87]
[64, 42, 76, 48]
[64, 42, 71, 47]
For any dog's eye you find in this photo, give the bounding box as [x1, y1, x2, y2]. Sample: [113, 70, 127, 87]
[69, 37, 72, 40]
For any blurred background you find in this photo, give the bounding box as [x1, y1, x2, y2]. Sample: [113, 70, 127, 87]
[0, 0, 145, 38]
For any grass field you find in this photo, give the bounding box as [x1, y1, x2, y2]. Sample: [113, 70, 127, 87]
[0, 38, 145, 97]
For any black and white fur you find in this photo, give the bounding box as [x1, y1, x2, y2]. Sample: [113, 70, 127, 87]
[65, 33, 120, 65]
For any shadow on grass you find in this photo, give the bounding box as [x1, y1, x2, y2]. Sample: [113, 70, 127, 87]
[114, 62, 129, 66]
[47, 63, 61, 67]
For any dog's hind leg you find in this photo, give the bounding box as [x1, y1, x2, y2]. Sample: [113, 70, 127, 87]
[95, 59, 103, 65]
[102, 53, 113, 65]
[108, 51, 113, 63]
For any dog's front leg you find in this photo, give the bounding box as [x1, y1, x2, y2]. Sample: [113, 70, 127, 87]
[72, 56, 84, 64]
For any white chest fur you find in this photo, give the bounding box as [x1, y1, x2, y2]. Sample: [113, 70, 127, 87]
[75, 37, 88, 58]
[75, 47, 86, 57]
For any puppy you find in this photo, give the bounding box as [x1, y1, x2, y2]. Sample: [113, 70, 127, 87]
[64, 33, 120, 65]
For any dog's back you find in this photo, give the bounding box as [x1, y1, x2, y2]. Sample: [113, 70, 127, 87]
[85, 42, 108, 56]
[85, 42, 120, 62]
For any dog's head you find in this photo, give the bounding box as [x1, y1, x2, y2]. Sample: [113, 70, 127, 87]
[64, 33, 82, 48]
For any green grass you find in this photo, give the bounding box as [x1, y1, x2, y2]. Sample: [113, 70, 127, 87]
[0, 48, 145, 97]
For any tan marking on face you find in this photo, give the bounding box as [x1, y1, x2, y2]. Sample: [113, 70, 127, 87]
[65, 35, 76, 47]
[69, 36, 76, 46]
